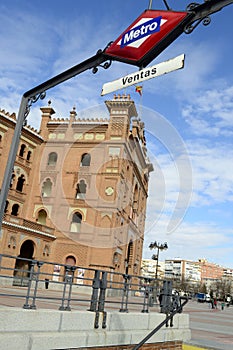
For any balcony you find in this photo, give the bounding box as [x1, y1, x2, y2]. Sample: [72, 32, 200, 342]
[3, 214, 55, 238]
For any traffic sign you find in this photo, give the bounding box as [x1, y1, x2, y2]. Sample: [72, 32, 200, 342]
[101, 54, 185, 96]
[104, 10, 193, 67]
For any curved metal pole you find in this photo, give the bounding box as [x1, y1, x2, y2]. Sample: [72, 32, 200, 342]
[23, 51, 108, 99]
[0, 97, 28, 229]
[184, 0, 233, 34]
[189, 0, 233, 20]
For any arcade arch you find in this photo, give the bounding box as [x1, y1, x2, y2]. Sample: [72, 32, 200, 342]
[13, 240, 35, 286]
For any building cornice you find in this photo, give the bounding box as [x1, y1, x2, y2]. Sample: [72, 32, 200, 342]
[3, 220, 56, 240]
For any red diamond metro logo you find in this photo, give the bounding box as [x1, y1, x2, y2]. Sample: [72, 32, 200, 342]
[105, 9, 192, 67]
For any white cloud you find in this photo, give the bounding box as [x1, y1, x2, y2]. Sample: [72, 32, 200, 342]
[143, 38, 220, 98]
[182, 85, 233, 137]
[144, 219, 233, 267]
[188, 141, 233, 203]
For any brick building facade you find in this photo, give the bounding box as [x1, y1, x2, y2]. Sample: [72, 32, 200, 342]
[198, 258, 224, 282]
[0, 94, 153, 281]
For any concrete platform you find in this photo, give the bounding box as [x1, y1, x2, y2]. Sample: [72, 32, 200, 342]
[0, 307, 190, 350]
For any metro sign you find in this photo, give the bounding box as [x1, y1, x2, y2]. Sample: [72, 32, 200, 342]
[120, 16, 164, 48]
[105, 10, 194, 67]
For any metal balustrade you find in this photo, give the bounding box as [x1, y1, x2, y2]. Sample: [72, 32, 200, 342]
[0, 253, 160, 317]
[0, 253, 188, 345]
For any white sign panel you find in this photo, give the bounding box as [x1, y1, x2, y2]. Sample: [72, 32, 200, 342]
[101, 54, 185, 96]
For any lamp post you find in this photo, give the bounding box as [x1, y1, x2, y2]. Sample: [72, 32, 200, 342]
[149, 241, 168, 301]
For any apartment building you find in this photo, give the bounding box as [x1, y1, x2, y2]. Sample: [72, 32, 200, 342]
[164, 258, 227, 284]
[165, 259, 201, 283]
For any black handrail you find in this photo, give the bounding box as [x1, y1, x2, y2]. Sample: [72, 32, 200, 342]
[132, 297, 189, 350]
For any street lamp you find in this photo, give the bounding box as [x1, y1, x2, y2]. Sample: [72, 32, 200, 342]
[149, 241, 168, 301]
[149, 241, 168, 280]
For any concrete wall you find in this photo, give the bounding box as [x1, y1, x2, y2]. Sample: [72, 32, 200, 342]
[0, 307, 191, 350]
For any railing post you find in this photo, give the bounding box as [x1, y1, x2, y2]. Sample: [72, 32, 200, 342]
[98, 271, 107, 312]
[30, 261, 44, 309]
[65, 266, 76, 311]
[141, 284, 150, 313]
[89, 270, 100, 312]
[93, 271, 108, 329]
[160, 280, 173, 313]
[59, 265, 70, 311]
[119, 274, 131, 312]
[23, 260, 36, 309]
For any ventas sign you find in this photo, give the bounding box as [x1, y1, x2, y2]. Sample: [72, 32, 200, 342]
[104, 9, 193, 67]
[101, 54, 185, 96]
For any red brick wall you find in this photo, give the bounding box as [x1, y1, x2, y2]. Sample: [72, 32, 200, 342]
[73, 340, 183, 350]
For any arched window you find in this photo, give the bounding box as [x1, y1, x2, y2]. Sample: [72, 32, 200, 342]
[16, 175, 25, 192]
[13, 240, 34, 284]
[133, 184, 139, 212]
[76, 180, 87, 199]
[42, 178, 52, 197]
[125, 240, 133, 274]
[101, 215, 111, 228]
[65, 256, 76, 266]
[4, 200, 9, 213]
[47, 152, 57, 166]
[37, 209, 47, 225]
[70, 212, 82, 233]
[43, 244, 50, 257]
[19, 144, 26, 157]
[80, 153, 91, 167]
[10, 173, 15, 189]
[11, 204, 19, 216]
[64, 255, 76, 281]
[26, 151, 32, 162]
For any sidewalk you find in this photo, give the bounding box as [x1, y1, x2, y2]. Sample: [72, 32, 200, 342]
[183, 300, 233, 350]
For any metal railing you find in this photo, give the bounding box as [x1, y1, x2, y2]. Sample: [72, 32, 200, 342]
[0, 254, 160, 319]
[0, 254, 188, 347]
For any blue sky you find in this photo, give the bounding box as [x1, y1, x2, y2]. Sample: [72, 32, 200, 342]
[1, 0, 233, 267]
